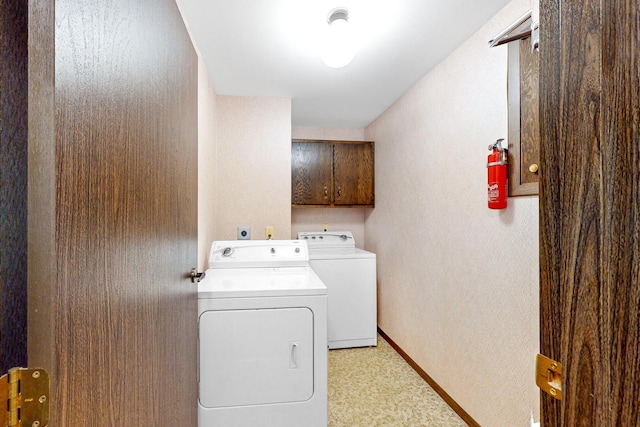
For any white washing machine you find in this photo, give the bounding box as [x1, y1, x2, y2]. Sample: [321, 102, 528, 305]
[298, 231, 376, 349]
[198, 240, 328, 427]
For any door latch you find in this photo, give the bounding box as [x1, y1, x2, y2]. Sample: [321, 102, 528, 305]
[536, 354, 562, 400]
[190, 268, 205, 283]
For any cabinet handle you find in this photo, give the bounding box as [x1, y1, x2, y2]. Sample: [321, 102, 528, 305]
[337, 186, 342, 199]
[323, 185, 328, 199]
[529, 163, 539, 174]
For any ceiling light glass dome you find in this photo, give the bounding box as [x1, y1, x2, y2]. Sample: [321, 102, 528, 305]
[321, 8, 357, 68]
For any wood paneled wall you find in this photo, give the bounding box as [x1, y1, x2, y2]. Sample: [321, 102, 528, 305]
[0, 0, 28, 372]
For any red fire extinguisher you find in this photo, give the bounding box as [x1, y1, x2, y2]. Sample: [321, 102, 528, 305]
[487, 139, 508, 209]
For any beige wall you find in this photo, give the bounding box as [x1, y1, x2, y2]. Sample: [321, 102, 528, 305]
[197, 57, 218, 270]
[364, 0, 539, 425]
[214, 96, 292, 244]
[197, 67, 292, 267]
[290, 126, 368, 247]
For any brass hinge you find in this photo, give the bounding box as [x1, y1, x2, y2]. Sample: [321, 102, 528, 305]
[536, 354, 562, 400]
[0, 367, 50, 427]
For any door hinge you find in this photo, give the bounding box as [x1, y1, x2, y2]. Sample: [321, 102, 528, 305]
[0, 367, 50, 427]
[536, 354, 562, 400]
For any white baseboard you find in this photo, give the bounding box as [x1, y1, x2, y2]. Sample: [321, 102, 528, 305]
[531, 411, 540, 427]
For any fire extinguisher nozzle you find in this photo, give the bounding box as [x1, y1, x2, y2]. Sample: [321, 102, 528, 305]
[489, 138, 505, 152]
[487, 138, 508, 210]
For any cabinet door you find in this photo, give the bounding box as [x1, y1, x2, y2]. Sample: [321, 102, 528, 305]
[333, 142, 374, 206]
[507, 36, 539, 196]
[292, 141, 332, 205]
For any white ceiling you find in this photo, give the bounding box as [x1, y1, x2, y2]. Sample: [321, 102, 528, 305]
[177, 0, 511, 128]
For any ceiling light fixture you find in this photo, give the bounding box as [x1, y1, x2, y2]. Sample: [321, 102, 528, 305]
[321, 7, 357, 68]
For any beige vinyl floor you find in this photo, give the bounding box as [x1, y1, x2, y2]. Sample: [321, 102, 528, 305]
[328, 334, 467, 427]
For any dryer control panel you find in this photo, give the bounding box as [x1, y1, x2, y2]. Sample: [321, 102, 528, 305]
[208, 240, 309, 269]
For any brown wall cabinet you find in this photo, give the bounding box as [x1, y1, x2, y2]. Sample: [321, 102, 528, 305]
[507, 36, 540, 196]
[292, 139, 374, 208]
[490, 13, 539, 196]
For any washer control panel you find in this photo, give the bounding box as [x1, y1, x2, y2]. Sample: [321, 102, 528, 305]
[297, 231, 355, 249]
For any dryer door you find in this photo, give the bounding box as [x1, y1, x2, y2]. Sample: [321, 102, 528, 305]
[199, 307, 314, 408]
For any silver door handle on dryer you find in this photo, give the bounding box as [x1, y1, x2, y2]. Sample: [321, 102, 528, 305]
[289, 342, 299, 369]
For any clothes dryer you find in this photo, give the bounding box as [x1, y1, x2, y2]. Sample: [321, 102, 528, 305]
[198, 240, 327, 427]
[298, 231, 376, 349]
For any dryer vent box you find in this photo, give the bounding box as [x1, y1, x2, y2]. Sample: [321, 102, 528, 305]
[237, 227, 251, 240]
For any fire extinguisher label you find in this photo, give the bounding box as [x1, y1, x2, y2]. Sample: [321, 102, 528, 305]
[487, 139, 508, 209]
[488, 183, 500, 202]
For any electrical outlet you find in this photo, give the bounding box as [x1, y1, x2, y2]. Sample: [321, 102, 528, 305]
[322, 223, 328, 231]
[237, 227, 251, 240]
[265, 226, 274, 240]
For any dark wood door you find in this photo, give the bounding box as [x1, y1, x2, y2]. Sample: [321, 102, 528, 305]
[333, 142, 374, 206]
[292, 140, 332, 205]
[28, 0, 198, 425]
[539, 0, 640, 425]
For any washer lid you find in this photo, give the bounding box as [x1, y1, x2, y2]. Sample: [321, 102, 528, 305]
[297, 231, 356, 249]
[198, 266, 327, 298]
